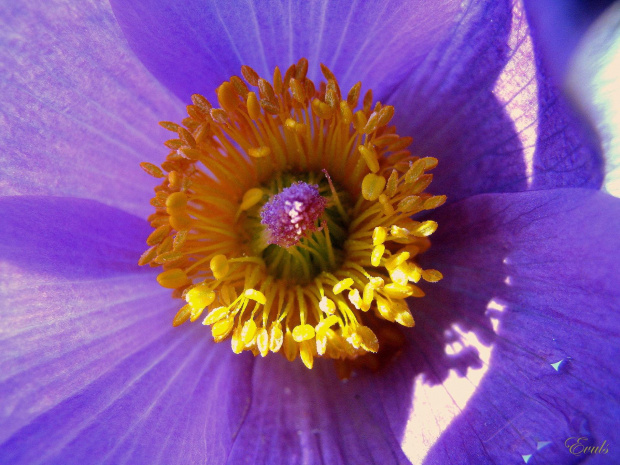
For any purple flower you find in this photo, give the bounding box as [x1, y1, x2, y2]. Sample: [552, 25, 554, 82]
[1, 1, 619, 465]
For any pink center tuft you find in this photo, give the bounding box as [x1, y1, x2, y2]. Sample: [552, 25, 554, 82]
[260, 182, 327, 248]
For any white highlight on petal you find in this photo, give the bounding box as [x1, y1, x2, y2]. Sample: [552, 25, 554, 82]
[444, 340, 464, 356]
[568, 3, 620, 198]
[550, 359, 564, 371]
[486, 298, 507, 333]
[401, 325, 494, 463]
[536, 440, 552, 450]
[522, 454, 532, 463]
[492, 0, 539, 187]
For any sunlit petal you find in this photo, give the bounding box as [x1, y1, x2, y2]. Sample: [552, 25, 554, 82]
[389, 0, 603, 202]
[0, 1, 184, 216]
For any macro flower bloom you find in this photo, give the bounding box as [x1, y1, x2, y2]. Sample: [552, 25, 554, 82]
[1, 1, 619, 465]
[141, 59, 446, 371]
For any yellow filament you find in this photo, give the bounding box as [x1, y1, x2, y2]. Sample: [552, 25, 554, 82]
[140, 59, 445, 370]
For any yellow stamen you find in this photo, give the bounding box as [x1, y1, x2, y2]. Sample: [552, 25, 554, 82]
[361, 173, 386, 201]
[172, 304, 192, 327]
[203, 306, 229, 325]
[371, 245, 385, 267]
[422, 269, 443, 282]
[140, 162, 165, 178]
[157, 269, 190, 289]
[319, 296, 336, 314]
[140, 60, 445, 371]
[333, 278, 354, 295]
[212, 317, 235, 341]
[248, 146, 271, 158]
[257, 327, 269, 357]
[210, 255, 229, 280]
[358, 145, 380, 173]
[269, 322, 284, 352]
[186, 283, 215, 310]
[299, 340, 314, 369]
[372, 227, 387, 246]
[166, 191, 187, 214]
[239, 188, 264, 211]
[292, 324, 315, 342]
[241, 319, 257, 345]
[244, 289, 266, 304]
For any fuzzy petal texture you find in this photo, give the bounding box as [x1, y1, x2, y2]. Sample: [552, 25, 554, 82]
[109, 0, 461, 103]
[0, 0, 185, 217]
[389, 0, 603, 203]
[0, 197, 253, 464]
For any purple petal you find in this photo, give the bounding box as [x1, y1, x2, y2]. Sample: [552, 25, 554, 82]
[405, 188, 620, 464]
[192, 189, 619, 464]
[0, 285, 254, 464]
[0, 0, 184, 216]
[523, 0, 616, 82]
[109, 0, 462, 101]
[388, 0, 603, 202]
[0, 197, 413, 464]
[566, 3, 620, 199]
[0, 196, 150, 278]
[0, 197, 254, 464]
[2, 186, 618, 464]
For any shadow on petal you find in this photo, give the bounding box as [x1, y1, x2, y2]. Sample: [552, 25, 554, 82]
[530, 54, 604, 192]
[218, 189, 619, 464]
[389, 0, 603, 204]
[418, 189, 620, 464]
[217, 193, 510, 464]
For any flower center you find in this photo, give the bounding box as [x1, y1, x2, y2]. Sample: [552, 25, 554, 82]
[260, 181, 327, 249]
[241, 174, 350, 284]
[140, 58, 445, 371]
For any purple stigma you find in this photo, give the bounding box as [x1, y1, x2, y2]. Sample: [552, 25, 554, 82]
[260, 182, 327, 248]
